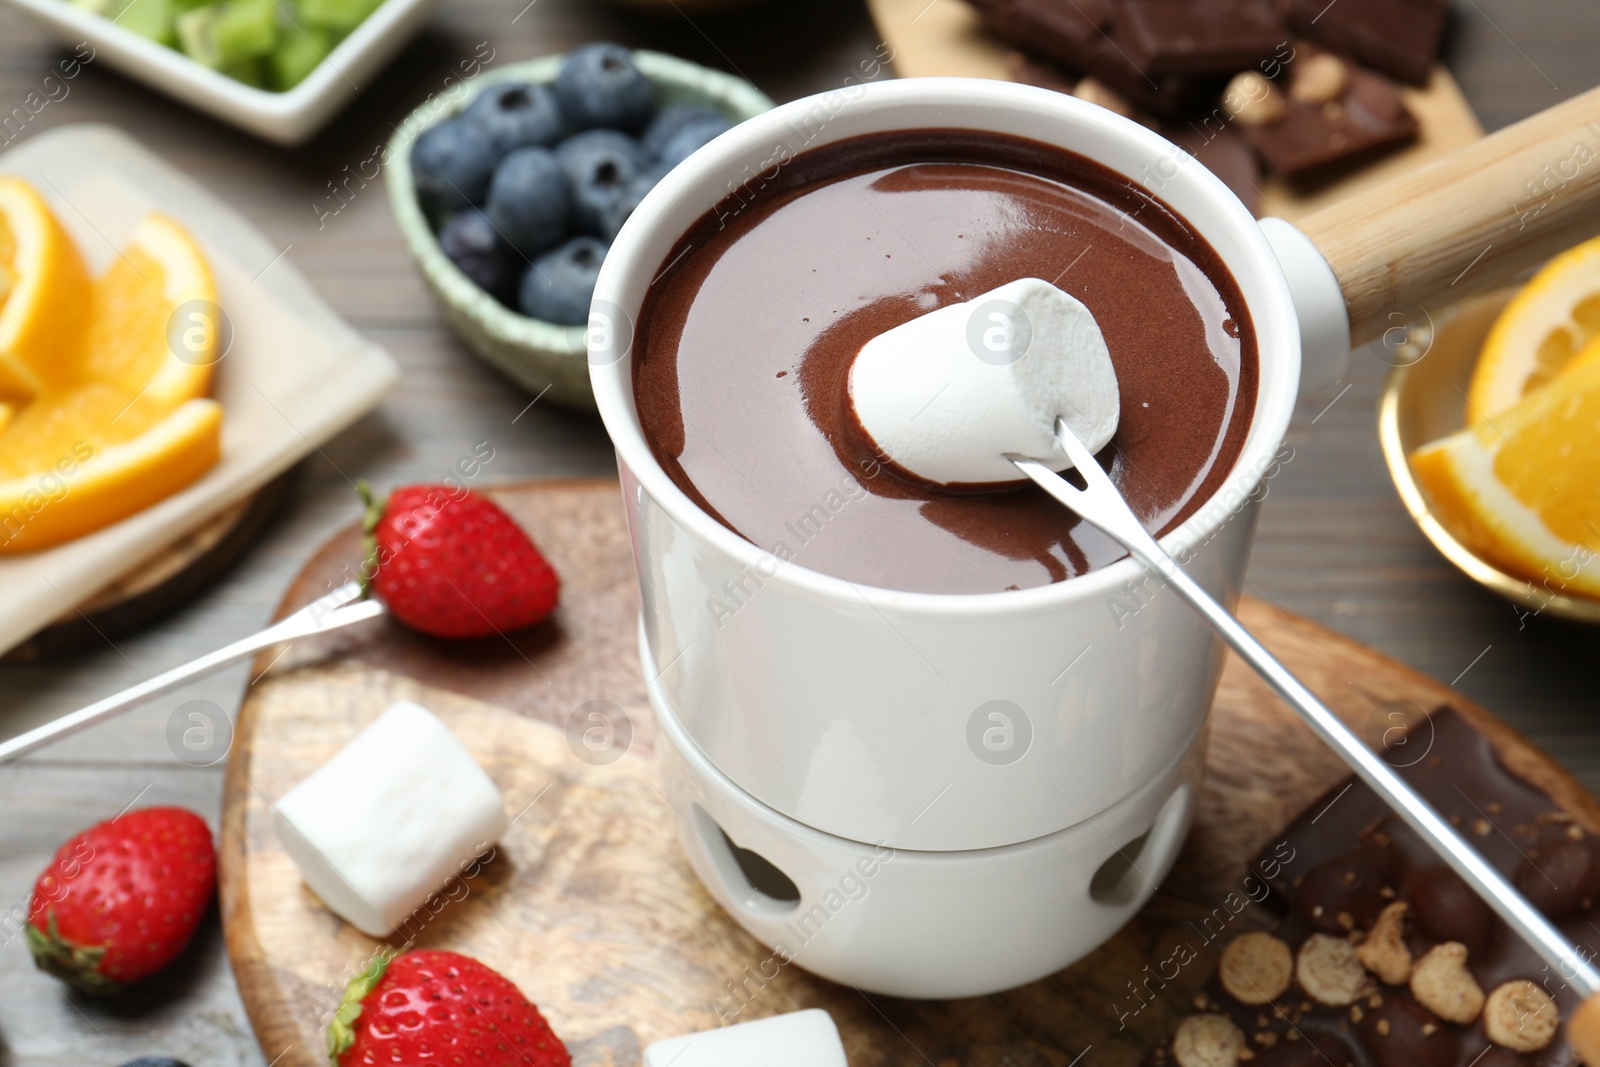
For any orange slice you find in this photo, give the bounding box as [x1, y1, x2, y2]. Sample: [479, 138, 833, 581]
[0, 177, 93, 400]
[1413, 356, 1600, 598]
[0, 398, 221, 553]
[78, 212, 220, 409]
[1466, 235, 1600, 422]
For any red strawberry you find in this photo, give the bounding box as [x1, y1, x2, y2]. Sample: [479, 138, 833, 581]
[361, 483, 561, 639]
[26, 806, 216, 993]
[329, 949, 570, 1067]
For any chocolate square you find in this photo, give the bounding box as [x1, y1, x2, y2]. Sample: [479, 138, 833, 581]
[1120, 0, 1287, 76]
[1288, 0, 1450, 86]
[968, 0, 1111, 71]
[1243, 61, 1418, 177]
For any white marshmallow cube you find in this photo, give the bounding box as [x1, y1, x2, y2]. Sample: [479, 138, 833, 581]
[643, 1009, 848, 1067]
[272, 700, 508, 937]
[849, 276, 1120, 485]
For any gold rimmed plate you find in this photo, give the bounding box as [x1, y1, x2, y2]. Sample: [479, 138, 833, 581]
[1378, 287, 1600, 623]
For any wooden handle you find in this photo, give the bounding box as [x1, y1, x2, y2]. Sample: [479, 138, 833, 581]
[1298, 85, 1600, 345]
[1571, 991, 1600, 1067]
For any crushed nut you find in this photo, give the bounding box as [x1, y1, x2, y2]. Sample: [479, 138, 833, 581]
[1379, 886, 1396, 899]
[1254, 1032, 1279, 1048]
[1296, 933, 1371, 1006]
[1173, 1014, 1248, 1067]
[1367, 993, 1383, 1009]
[1409, 942, 1485, 1025]
[1289, 53, 1349, 105]
[1570, 824, 1587, 841]
[1337, 911, 1354, 931]
[1376, 1019, 1391, 1036]
[1483, 980, 1559, 1052]
[1487, 802, 1502, 815]
[1072, 78, 1136, 119]
[1225, 72, 1288, 127]
[1349, 1005, 1364, 1023]
[1357, 902, 1413, 985]
[1474, 819, 1492, 836]
[1220, 933, 1294, 1005]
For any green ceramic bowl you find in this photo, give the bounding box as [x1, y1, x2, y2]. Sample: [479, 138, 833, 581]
[388, 51, 774, 409]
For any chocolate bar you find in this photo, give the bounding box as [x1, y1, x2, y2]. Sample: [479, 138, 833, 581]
[1163, 122, 1262, 215]
[1288, 0, 1450, 87]
[1145, 707, 1598, 1067]
[1234, 52, 1418, 177]
[967, 0, 1110, 71]
[1120, 0, 1286, 76]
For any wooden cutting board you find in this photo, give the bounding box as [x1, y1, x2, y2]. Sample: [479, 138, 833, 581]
[864, 0, 1487, 222]
[220, 478, 1600, 1067]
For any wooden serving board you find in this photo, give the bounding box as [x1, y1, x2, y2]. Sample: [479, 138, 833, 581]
[220, 479, 1600, 1067]
[864, 0, 1487, 222]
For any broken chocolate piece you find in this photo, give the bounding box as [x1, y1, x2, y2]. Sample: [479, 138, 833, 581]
[1515, 835, 1600, 919]
[1288, 0, 1450, 87]
[1120, 0, 1286, 76]
[1242, 61, 1418, 177]
[969, 0, 1111, 70]
[1145, 708, 1599, 1067]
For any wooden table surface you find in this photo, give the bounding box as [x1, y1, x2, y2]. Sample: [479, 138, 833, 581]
[0, 2, 1597, 1064]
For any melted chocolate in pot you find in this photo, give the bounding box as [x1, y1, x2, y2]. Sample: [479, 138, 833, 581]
[633, 130, 1258, 594]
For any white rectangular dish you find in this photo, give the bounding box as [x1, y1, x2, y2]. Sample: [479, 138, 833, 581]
[0, 124, 398, 656]
[1, 0, 439, 144]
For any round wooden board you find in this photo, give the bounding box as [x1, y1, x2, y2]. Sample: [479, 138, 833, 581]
[220, 478, 1600, 1067]
[2, 475, 290, 663]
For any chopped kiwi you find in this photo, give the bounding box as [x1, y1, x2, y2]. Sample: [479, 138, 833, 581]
[269, 24, 330, 89]
[176, 0, 277, 67]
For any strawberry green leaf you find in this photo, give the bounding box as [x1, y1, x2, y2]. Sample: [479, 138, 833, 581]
[25, 912, 120, 995]
[327, 947, 396, 1065]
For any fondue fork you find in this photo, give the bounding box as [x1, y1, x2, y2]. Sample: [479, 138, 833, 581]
[0, 581, 385, 765]
[1009, 419, 1600, 1005]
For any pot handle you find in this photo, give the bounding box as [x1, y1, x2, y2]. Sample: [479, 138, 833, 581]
[1297, 86, 1600, 346]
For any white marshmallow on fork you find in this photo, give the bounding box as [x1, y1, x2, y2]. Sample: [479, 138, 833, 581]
[643, 1009, 848, 1067]
[272, 700, 508, 938]
[848, 276, 1120, 486]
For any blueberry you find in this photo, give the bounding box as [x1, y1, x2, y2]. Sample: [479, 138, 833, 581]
[556, 130, 646, 237]
[410, 118, 500, 214]
[438, 208, 515, 301]
[519, 236, 607, 325]
[640, 103, 728, 159]
[554, 43, 655, 133]
[485, 147, 571, 259]
[656, 114, 732, 168]
[598, 166, 666, 242]
[464, 82, 564, 154]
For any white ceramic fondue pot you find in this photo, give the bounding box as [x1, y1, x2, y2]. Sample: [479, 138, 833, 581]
[589, 77, 1600, 997]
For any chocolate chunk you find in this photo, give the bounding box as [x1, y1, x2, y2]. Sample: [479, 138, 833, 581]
[1120, 0, 1286, 76]
[1407, 868, 1492, 958]
[1147, 708, 1593, 1067]
[1358, 995, 1456, 1067]
[1085, 33, 1219, 117]
[1515, 836, 1600, 919]
[1288, 0, 1449, 87]
[1242, 61, 1418, 177]
[1006, 51, 1077, 96]
[1294, 836, 1400, 933]
[969, 0, 1111, 70]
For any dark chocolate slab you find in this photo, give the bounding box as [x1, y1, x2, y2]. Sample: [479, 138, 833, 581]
[1288, 0, 1450, 86]
[1146, 707, 1597, 1067]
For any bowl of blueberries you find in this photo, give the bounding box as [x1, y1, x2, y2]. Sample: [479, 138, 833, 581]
[388, 44, 773, 408]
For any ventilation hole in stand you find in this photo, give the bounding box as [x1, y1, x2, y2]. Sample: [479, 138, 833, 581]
[691, 803, 801, 913]
[719, 828, 801, 903]
[1089, 827, 1153, 905]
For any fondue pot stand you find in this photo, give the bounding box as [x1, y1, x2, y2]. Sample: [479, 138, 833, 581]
[589, 78, 1600, 998]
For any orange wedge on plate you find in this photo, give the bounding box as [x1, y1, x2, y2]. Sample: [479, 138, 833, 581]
[0, 398, 221, 553]
[1413, 356, 1600, 598]
[79, 212, 220, 407]
[0, 176, 93, 399]
[0, 187, 225, 554]
[1466, 234, 1600, 422]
